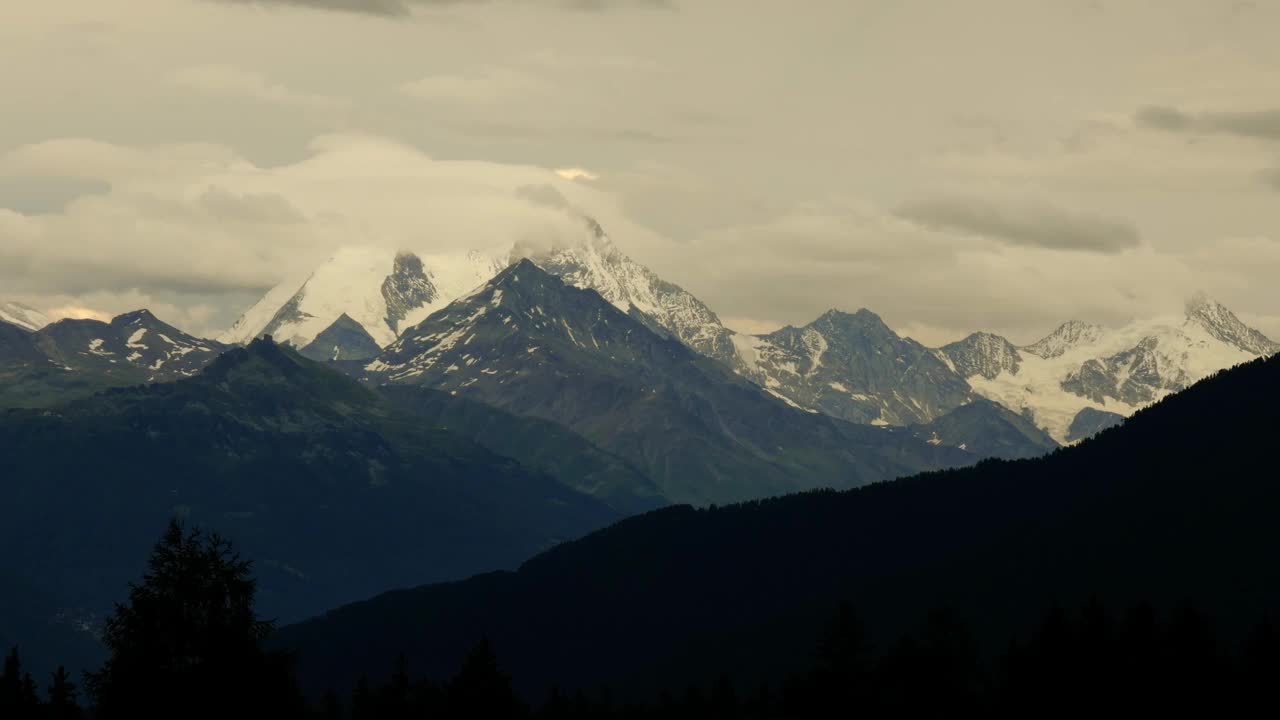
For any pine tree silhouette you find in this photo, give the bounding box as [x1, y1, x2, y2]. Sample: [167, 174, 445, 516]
[0, 648, 41, 720]
[0, 647, 19, 712]
[85, 519, 302, 719]
[444, 638, 525, 719]
[46, 666, 81, 720]
[807, 602, 873, 715]
[351, 674, 374, 720]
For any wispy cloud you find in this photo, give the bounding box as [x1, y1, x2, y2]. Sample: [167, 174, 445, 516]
[201, 0, 672, 19]
[1135, 105, 1280, 142]
[897, 196, 1141, 254]
[169, 65, 349, 110]
[400, 67, 547, 104]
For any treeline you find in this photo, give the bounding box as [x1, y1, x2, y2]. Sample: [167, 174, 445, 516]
[8, 521, 1280, 719]
[329, 601, 1280, 719]
[1, 652, 81, 720]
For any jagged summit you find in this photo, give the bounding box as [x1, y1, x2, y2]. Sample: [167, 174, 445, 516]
[809, 308, 897, 337]
[219, 214, 732, 365]
[382, 251, 438, 335]
[28, 309, 226, 383]
[1184, 292, 1279, 356]
[939, 332, 1022, 380]
[518, 219, 738, 365]
[1023, 320, 1106, 359]
[729, 305, 974, 428]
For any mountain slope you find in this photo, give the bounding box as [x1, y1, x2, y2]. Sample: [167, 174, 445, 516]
[379, 385, 665, 513]
[0, 302, 49, 332]
[278, 352, 1280, 700]
[909, 397, 1058, 460]
[300, 313, 383, 362]
[0, 319, 44, 364]
[0, 339, 619, 673]
[1065, 406, 1125, 443]
[362, 259, 972, 505]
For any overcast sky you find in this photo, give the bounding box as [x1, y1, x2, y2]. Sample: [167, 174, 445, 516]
[2, 0, 1278, 344]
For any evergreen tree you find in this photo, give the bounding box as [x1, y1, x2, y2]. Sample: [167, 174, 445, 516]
[46, 666, 81, 720]
[444, 638, 525, 719]
[1, 647, 21, 709]
[376, 654, 413, 719]
[351, 674, 374, 720]
[1240, 618, 1280, 714]
[537, 686, 570, 720]
[85, 519, 302, 719]
[1, 649, 41, 720]
[807, 602, 872, 715]
[21, 672, 40, 716]
[317, 689, 345, 720]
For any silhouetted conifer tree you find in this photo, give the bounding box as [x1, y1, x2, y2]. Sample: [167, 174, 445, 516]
[85, 519, 302, 719]
[317, 690, 345, 720]
[351, 674, 374, 720]
[806, 602, 872, 715]
[444, 638, 524, 719]
[46, 666, 81, 720]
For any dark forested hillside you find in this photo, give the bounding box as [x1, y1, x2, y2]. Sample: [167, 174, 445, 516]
[277, 353, 1280, 700]
[0, 339, 620, 676]
[379, 385, 666, 513]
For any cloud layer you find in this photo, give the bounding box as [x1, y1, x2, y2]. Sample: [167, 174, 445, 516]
[2, 1, 1278, 342]
[1136, 105, 1280, 141]
[202, 0, 671, 18]
[896, 197, 1141, 254]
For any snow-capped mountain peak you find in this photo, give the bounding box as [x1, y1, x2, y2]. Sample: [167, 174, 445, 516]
[219, 214, 729, 360]
[1184, 292, 1280, 356]
[33, 309, 226, 382]
[727, 307, 973, 426]
[0, 302, 50, 332]
[964, 300, 1275, 443]
[1022, 320, 1106, 359]
[938, 332, 1022, 380]
[517, 216, 739, 365]
[218, 246, 506, 350]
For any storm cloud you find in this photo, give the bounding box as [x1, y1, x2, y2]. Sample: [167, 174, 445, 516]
[896, 197, 1142, 254]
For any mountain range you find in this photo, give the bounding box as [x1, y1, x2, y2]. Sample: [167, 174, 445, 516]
[276, 350, 1280, 700]
[0, 310, 227, 408]
[206, 219, 1277, 445]
[360, 259, 973, 505]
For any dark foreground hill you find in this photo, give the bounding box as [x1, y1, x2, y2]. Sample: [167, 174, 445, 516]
[277, 352, 1280, 700]
[0, 339, 620, 674]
